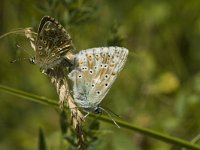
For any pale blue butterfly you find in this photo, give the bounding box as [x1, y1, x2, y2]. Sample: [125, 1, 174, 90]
[68, 47, 128, 127]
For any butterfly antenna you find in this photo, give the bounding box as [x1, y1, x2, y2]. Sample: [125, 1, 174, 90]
[103, 106, 120, 118]
[100, 107, 120, 128]
[0, 28, 30, 39]
[10, 58, 30, 63]
[129, 50, 138, 57]
[10, 44, 34, 64]
[16, 44, 33, 58]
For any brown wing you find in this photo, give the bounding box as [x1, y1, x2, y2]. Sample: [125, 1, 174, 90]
[35, 16, 75, 72]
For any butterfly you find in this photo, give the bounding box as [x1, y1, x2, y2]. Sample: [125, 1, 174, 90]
[29, 16, 75, 74]
[68, 46, 128, 126]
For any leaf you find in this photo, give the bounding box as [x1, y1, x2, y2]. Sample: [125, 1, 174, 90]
[38, 128, 47, 150]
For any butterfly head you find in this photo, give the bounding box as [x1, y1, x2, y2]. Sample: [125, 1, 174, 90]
[93, 106, 102, 114]
[29, 57, 36, 64]
[79, 104, 101, 114]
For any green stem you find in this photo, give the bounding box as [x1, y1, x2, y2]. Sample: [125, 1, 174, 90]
[93, 115, 200, 150]
[0, 84, 200, 150]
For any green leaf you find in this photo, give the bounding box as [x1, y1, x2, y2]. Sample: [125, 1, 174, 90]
[38, 128, 47, 150]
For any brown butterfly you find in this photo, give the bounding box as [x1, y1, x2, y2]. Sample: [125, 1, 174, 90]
[27, 16, 75, 74]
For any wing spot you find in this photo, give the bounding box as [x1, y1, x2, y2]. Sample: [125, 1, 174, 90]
[96, 90, 101, 95]
[102, 53, 107, 57]
[105, 74, 109, 79]
[81, 67, 88, 71]
[107, 58, 111, 61]
[89, 69, 94, 74]
[52, 53, 55, 56]
[38, 46, 43, 50]
[88, 55, 93, 61]
[78, 74, 82, 78]
[112, 72, 116, 76]
[110, 63, 115, 67]
[105, 83, 108, 87]
[43, 41, 47, 44]
[91, 84, 95, 88]
[104, 64, 108, 68]
[38, 51, 43, 55]
[95, 54, 100, 60]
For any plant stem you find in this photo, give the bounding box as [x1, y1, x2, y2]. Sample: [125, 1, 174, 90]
[0, 84, 200, 150]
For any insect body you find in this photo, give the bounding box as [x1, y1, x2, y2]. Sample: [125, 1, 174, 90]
[68, 47, 128, 114]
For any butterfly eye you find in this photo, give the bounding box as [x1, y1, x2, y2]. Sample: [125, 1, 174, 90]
[96, 90, 101, 95]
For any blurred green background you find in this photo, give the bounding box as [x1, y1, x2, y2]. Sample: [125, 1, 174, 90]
[1, 0, 200, 149]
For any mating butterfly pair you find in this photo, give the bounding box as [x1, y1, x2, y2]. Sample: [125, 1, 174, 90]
[30, 16, 129, 117]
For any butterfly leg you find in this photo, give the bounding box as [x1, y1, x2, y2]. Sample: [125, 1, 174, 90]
[83, 112, 90, 119]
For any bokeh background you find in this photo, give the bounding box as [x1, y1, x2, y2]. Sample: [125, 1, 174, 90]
[1, 0, 200, 149]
